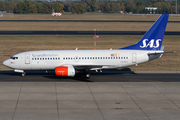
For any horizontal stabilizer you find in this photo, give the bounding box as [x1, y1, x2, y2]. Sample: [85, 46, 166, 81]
[147, 51, 164, 55]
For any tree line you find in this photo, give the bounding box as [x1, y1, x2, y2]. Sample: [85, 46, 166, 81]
[0, 0, 180, 14]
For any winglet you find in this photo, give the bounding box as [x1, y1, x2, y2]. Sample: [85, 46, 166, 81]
[120, 14, 169, 50]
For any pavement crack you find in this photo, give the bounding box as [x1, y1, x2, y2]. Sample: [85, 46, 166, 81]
[12, 82, 23, 120]
[87, 82, 106, 120]
[120, 84, 151, 120]
[55, 82, 60, 120]
[151, 83, 180, 109]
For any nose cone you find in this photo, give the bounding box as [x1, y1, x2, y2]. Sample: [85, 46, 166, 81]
[3, 60, 9, 67]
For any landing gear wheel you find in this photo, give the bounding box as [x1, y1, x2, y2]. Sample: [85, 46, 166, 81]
[22, 72, 26, 77]
[83, 69, 90, 78]
[85, 73, 90, 78]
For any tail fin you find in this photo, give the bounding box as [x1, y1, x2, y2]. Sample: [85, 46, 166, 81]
[120, 14, 169, 50]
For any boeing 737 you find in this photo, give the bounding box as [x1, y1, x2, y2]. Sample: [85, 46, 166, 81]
[3, 14, 169, 78]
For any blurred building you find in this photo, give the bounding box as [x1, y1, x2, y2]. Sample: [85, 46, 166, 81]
[145, 7, 157, 14]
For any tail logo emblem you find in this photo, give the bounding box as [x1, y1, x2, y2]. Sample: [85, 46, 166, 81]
[140, 39, 161, 48]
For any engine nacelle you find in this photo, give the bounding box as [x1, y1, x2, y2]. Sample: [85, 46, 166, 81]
[55, 66, 75, 77]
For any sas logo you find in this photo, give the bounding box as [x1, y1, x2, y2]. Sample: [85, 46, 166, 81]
[140, 39, 161, 48]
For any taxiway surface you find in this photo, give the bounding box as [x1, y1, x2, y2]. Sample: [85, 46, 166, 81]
[0, 71, 180, 120]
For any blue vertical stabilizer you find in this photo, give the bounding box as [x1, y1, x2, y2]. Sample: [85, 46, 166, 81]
[120, 14, 169, 50]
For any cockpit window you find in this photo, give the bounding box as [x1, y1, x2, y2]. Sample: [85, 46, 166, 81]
[10, 57, 18, 60]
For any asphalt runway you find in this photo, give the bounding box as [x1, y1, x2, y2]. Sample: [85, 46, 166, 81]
[0, 70, 180, 82]
[0, 70, 180, 120]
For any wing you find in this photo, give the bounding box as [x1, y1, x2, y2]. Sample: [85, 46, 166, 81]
[73, 65, 122, 71]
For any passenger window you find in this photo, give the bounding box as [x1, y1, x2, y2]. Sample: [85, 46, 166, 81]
[37, 58, 39, 60]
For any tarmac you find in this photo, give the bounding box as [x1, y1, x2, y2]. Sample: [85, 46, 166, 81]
[0, 70, 180, 120]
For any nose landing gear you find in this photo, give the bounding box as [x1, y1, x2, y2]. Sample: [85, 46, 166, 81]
[22, 72, 26, 77]
[14, 70, 26, 77]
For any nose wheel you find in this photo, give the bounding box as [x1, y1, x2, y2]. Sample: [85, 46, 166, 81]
[22, 72, 26, 77]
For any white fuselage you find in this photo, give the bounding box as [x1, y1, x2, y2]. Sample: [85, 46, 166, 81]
[3, 49, 161, 71]
[2, 14, 168, 77]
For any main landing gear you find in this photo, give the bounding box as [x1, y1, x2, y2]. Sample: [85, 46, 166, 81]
[83, 69, 90, 78]
[85, 73, 90, 78]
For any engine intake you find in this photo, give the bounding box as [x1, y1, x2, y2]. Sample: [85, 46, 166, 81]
[55, 66, 75, 77]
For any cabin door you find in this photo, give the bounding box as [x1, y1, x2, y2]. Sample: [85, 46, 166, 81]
[25, 54, 30, 64]
[132, 53, 137, 63]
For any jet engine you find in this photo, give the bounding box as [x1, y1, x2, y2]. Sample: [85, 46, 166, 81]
[55, 66, 75, 77]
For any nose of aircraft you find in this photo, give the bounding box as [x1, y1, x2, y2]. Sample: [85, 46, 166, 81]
[3, 60, 9, 67]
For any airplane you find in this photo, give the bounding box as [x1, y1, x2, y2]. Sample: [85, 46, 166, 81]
[3, 14, 169, 78]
